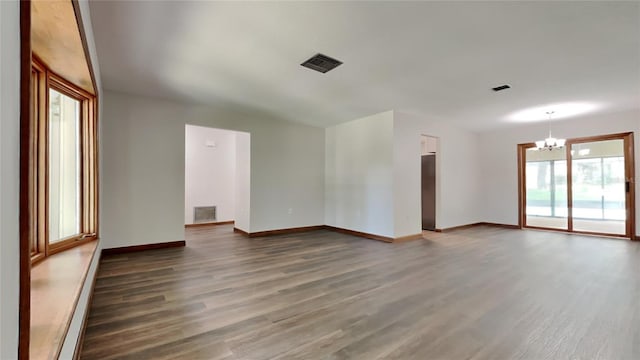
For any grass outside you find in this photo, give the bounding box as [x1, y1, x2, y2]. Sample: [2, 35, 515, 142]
[527, 186, 623, 202]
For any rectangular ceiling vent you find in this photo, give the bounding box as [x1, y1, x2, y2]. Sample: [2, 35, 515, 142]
[492, 84, 511, 92]
[194, 206, 216, 223]
[301, 53, 343, 73]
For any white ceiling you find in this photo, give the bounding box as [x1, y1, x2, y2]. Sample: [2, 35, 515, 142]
[89, 1, 640, 131]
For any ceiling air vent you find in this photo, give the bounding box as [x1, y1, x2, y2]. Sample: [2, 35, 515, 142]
[301, 53, 343, 73]
[492, 84, 511, 92]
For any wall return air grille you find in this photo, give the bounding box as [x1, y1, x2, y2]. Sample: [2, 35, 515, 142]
[193, 206, 216, 223]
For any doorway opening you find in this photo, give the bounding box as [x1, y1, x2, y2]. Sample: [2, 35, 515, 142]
[184, 125, 250, 236]
[421, 135, 439, 231]
[518, 132, 635, 238]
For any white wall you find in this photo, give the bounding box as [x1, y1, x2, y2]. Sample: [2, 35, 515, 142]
[102, 92, 186, 248]
[185, 125, 237, 224]
[325, 111, 396, 238]
[235, 132, 251, 232]
[478, 109, 640, 228]
[393, 116, 422, 237]
[325, 110, 481, 238]
[394, 111, 481, 231]
[102, 90, 325, 248]
[0, 1, 21, 357]
[421, 135, 438, 155]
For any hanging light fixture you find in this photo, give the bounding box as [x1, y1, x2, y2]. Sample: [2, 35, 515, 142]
[535, 111, 565, 151]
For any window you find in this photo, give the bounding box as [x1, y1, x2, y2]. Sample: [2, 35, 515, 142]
[525, 159, 568, 218]
[30, 57, 98, 263]
[48, 88, 81, 243]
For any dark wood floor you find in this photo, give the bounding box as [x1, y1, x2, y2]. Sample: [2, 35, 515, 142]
[81, 225, 640, 359]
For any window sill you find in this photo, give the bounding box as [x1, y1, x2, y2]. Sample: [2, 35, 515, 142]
[30, 240, 98, 360]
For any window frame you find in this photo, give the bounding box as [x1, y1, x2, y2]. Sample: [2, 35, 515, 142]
[30, 56, 98, 264]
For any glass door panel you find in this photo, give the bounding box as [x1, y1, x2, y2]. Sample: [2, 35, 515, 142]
[571, 140, 625, 235]
[525, 147, 568, 230]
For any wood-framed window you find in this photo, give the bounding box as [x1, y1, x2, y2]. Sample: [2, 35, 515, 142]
[30, 56, 98, 264]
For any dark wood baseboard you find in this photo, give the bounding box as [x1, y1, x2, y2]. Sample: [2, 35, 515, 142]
[525, 225, 631, 240]
[436, 222, 520, 232]
[393, 233, 424, 243]
[234, 223, 523, 242]
[102, 241, 186, 256]
[324, 227, 424, 243]
[185, 221, 234, 228]
[72, 251, 101, 360]
[479, 222, 521, 229]
[435, 223, 482, 232]
[235, 225, 423, 243]
[233, 227, 250, 236]
[323, 226, 394, 243]
[249, 225, 325, 238]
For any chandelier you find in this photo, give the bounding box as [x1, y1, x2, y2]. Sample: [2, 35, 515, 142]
[535, 111, 565, 151]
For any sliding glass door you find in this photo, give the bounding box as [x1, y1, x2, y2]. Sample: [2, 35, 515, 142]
[570, 139, 626, 235]
[520, 133, 634, 238]
[524, 148, 568, 230]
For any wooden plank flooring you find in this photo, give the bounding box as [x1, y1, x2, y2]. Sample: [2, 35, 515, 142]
[81, 225, 640, 359]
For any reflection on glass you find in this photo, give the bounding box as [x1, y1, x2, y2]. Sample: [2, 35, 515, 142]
[571, 140, 625, 235]
[49, 89, 81, 243]
[525, 147, 568, 229]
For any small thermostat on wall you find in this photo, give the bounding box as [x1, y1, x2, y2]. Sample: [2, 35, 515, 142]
[205, 140, 217, 148]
